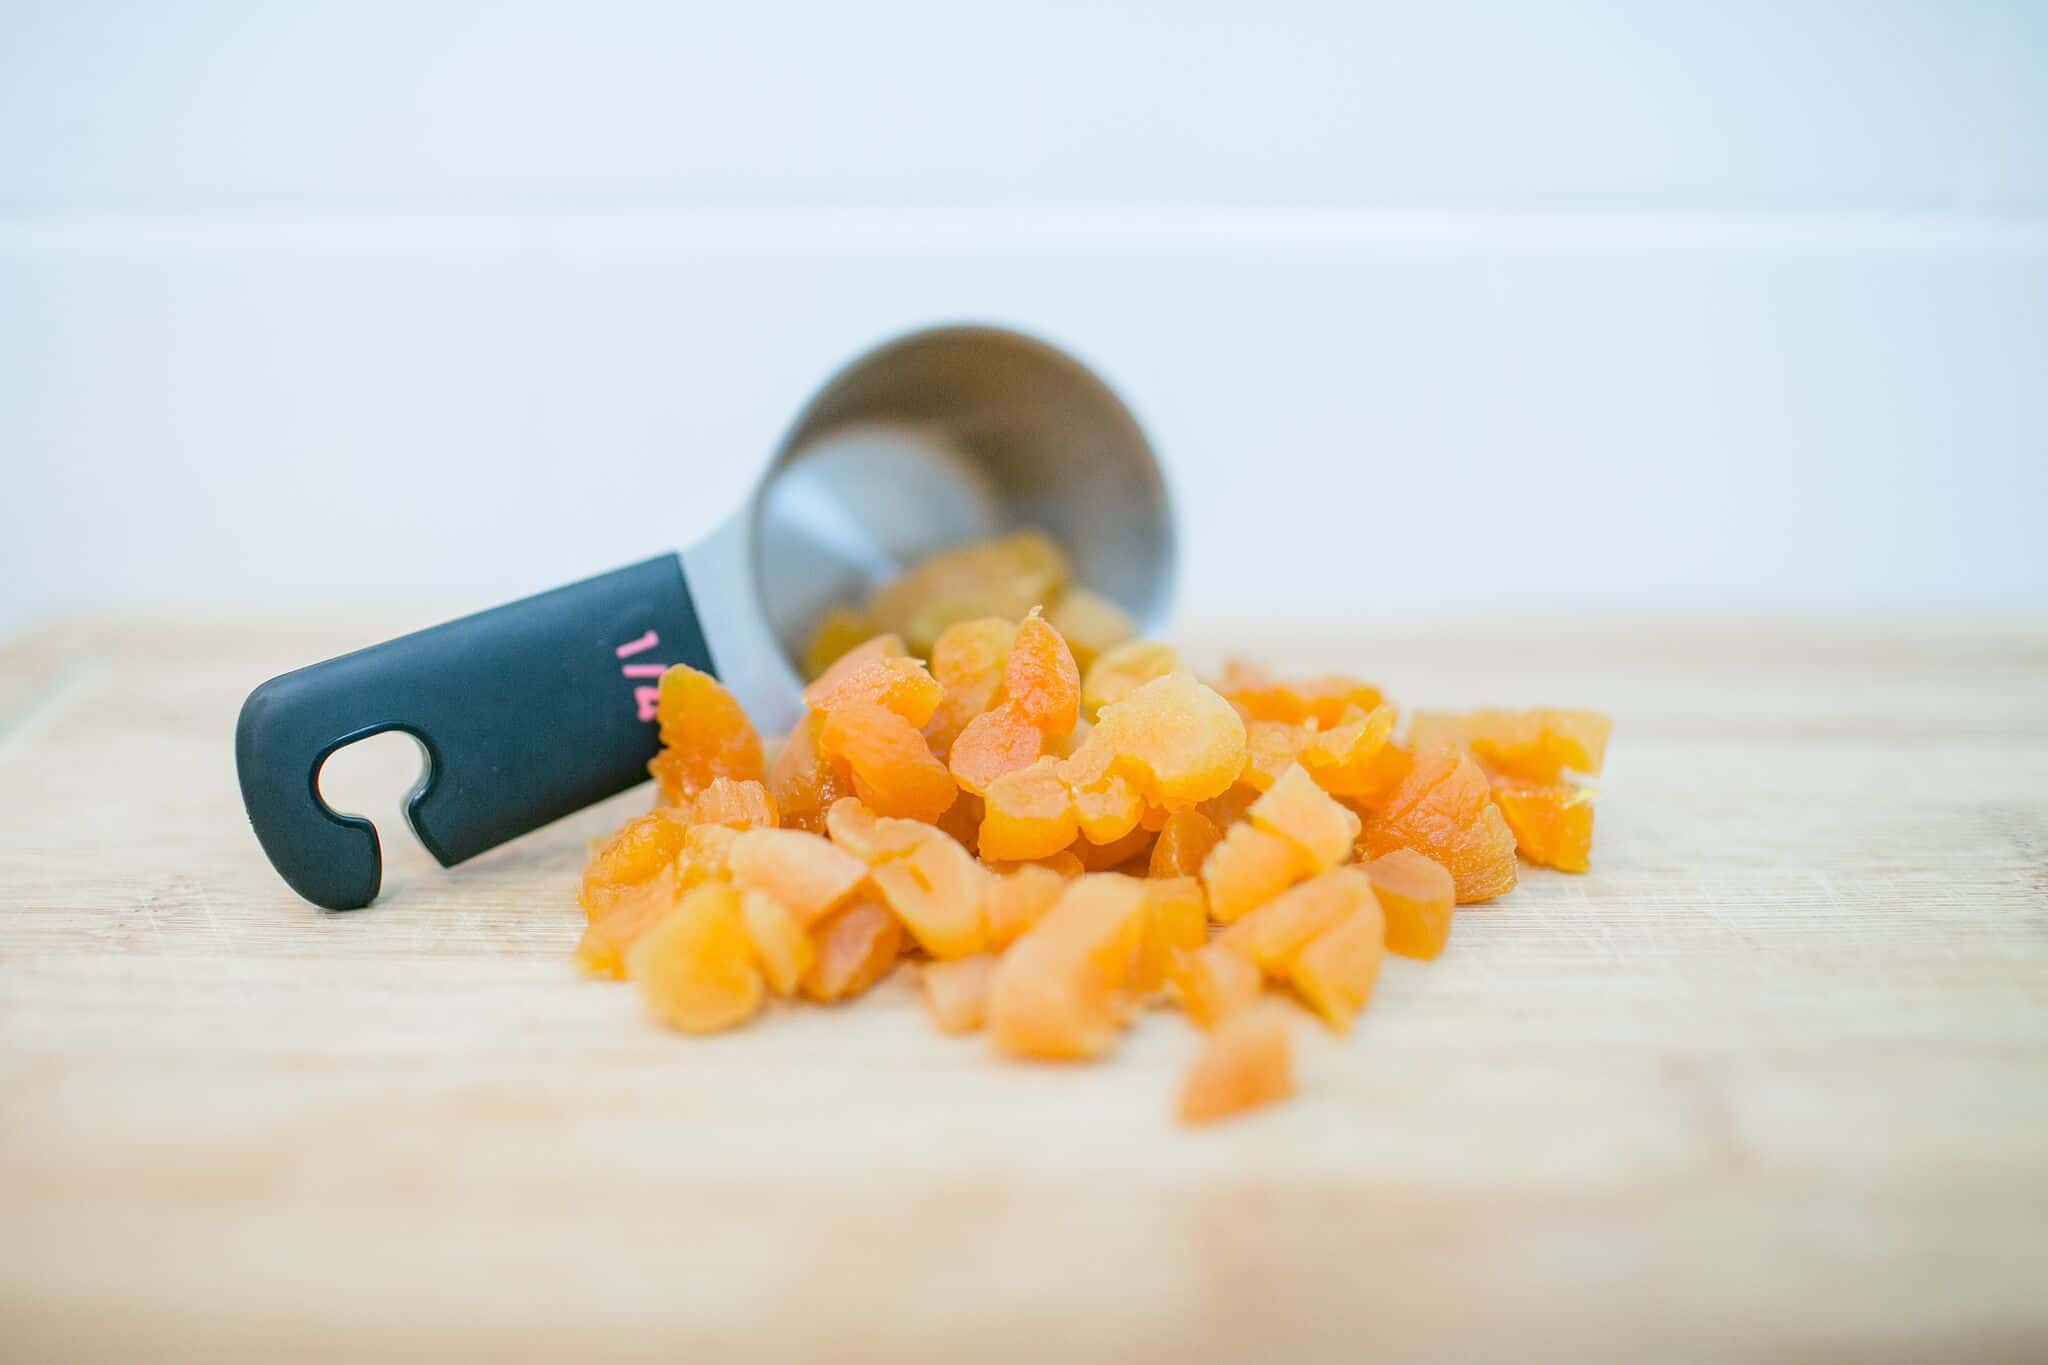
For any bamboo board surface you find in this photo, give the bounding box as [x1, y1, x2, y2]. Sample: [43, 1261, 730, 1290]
[2, 614, 2045, 1362]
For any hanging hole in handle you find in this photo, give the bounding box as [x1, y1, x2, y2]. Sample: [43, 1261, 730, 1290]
[314, 730, 438, 895]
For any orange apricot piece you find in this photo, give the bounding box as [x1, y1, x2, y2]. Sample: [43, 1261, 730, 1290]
[1490, 779, 1595, 873]
[1220, 662, 1383, 729]
[764, 711, 851, 833]
[1289, 901, 1387, 1032]
[687, 776, 779, 830]
[800, 899, 903, 1003]
[651, 664, 764, 802]
[1095, 672, 1248, 807]
[984, 863, 1069, 950]
[580, 806, 693, 921]
[822, 797, 927, 864]
[869, 829, 990, 959]
[988, 875, 1150, 1060]
[1168, 943, 1264, 1030]
[804, 632, 907, 701]
[818, 700, 957, 822]
[1134, 876, 1208, 993]
[1073, 824, 1156, 873]
[1201, 822, 1314, 924]
[1072, 768, 1145, 845]
[575, 862, 683, 979]
[1241, 719, 1312, 792]
[1359, 747, 1519, 904]
[978, 756, 1079, 861]
[948, 703, 1044, 795]
[800, 604, 874, 681]
[1149, 808, 1223, 879]
[1005, 610, 1081, 737]
[1081, 640, 1182, 719]
[920, 954, 996, 1034]
[1299, 702, 1398, 798]
[1364, 848, 1455, 960]
[626, 883, 765, 1034]
[738, 887, 816, 996]
[1197, 781, 1262, 831]
[1045, 588, 1135, 672]
[925, 617, 1015, 757]
[726, 828, 868, 927]
[1178, 1003, 1294, 1125]
[1218, 867, 1377, 976]
[865, 528, 1069, 654]
[1465, 708, 1611, 782]
[1247, 764, 1363, 871]
[802, 655, 945, 728]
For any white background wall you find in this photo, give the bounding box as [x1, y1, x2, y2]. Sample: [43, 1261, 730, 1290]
[3, 1, 2045, 639]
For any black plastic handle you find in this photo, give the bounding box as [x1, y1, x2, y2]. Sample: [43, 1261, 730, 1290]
[236, 555, 713, 910]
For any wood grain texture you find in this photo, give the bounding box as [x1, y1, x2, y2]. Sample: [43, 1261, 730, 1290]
[2, 615, 2045, 1362]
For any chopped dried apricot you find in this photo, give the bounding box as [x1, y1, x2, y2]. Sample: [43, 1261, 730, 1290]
[984, 863, 1069, 950]
[801, 605, 875, 680]
[1178, 1003, 1294, 1124]
[800, 899, 903, 1003]
[651, 665, 764, 802]
[1134, 876, 1208, 993]
[1358, 747, 1518, 904]
[738, 887, 816, 996]
[1364, 848, 1455, 960]
[726, 828, 868, 927]
[1148, 808, 1223, 879]
[818, 700, 957, 822]
[1073, 824, 1155, 873]
[687, 777, 779, 830]
[805, 632, 907, 699]
[1081, 640, 1182, 719]
[865, 528, 1069, 654]
[921, 954, 996, 1034]
[1466, 708, 1611, 782]
[1201, 822, 1313, 924]
[1247, 764, 1362, 871]
[1220, 662, 1383, 728]
[1218, 867, 1376, 976]
[1094, 672, 1247, 807]
[1197, 782, 1262, 831]
[764, 711, 850, 833]
[1168, 943, 1263, 1030]
[1045, 588, 1135, 671]
[823, 797, 930, 864]
[925, 617, 1015, 756]
[978, 756, 1079, 862]
[868, 829, 989, 959]
[678, 822, 740, 888]
[1071, 769, 1145, 846]
[1289, 900, 1387, 1032]
[575, 861, 683, 979]
[802, 654, 945, 729]
[627, 883, 765, 1033]
[580, 806, 692, 921]
[948, 703, 1044, 795]
[1490, 779, 1595, 873]
[988, 875, 1149, 1060]
[1004, 610, 1081, 737]
[1299, 703, 1399, 798]
[1240, 719, 1312, 792]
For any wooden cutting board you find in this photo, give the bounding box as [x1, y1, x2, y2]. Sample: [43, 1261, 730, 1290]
[2, 615, 2044, 1362]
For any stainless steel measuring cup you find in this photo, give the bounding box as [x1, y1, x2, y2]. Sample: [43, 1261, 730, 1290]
[236, 323, 1177, 910]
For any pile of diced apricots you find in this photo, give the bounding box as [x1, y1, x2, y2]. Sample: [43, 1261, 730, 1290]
[577, 531, 1609, 1124]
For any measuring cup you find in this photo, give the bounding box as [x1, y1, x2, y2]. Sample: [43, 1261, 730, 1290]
[236, 324, 1177, 910]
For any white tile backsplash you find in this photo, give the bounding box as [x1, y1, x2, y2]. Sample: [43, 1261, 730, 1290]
[2, 2, 2044, 636]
